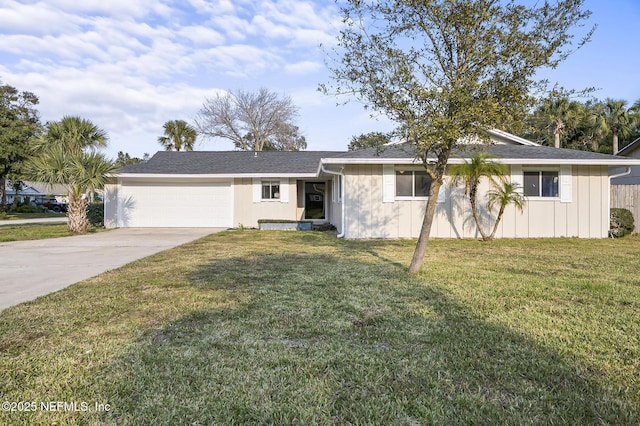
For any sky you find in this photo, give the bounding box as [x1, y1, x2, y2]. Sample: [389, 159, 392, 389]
[1, 0, 639, 159]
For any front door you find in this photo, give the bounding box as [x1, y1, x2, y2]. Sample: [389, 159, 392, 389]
[304, 182, 325, 220]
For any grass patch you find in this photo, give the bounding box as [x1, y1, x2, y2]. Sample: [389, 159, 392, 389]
[1, 231, 639, 424]
[0, 223, 106, 242]
[0, 211, 67, 220]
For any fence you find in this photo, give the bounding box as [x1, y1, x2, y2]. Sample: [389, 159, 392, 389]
[611, 185, 640, 230]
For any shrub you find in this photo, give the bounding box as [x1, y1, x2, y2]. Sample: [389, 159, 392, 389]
[610, 208, 635, 238]
[87, 202, 104, 227]
[14, 205, 40, 213]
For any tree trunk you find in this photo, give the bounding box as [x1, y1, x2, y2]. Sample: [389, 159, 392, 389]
[488, 206, 506, 240]
[67, 193, 90, 234]
[0, 177, 6, 211]
[409, 178, 442, 273]
[554, 131, 560, 148]
[469, 184, 489, 240]
[613, 131, 619, 154]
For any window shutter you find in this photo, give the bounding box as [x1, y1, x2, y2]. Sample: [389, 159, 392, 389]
[383, 165, 395, 203]
[437, 180, 446, 203]
[279, 179, 289, 203]
[560, 165, 572, 203]
[510, 165, 523, 193]
[252, 178, 262, 202]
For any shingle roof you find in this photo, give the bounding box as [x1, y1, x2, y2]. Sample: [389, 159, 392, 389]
[119, 144, 640, 177]
[120, 151, 344, 175]
[332, 143, 639, 163]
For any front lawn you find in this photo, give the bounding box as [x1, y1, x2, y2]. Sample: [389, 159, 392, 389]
[1, 231, 638, 424]
[0, 211, 67, 220]
[0, 223, 105, 242]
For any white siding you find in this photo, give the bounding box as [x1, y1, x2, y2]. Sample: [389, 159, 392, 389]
[343, 164, 610, 239]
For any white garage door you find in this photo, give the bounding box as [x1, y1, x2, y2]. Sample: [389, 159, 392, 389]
[119, 182, 233, 227]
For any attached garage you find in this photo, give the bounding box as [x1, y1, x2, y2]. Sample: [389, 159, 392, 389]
[116, 180, 233, 228]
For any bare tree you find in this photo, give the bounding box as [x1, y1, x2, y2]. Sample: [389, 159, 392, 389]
[195, 88, 306, 151]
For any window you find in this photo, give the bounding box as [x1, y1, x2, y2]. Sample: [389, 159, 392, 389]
[333, 175, 343, 202]
[396, 170, 431, 197]
[261, 181, 280, 199]
[523, 171, 559, 197]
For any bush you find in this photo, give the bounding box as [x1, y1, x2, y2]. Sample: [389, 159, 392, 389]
[610, 208, 635, 238]
[87, 202, 104, 227]
[14, 205, 40, 213]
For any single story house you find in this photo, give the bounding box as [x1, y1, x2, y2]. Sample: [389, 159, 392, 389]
[104, 130, 640, 239]
[3, 181, 45, 205]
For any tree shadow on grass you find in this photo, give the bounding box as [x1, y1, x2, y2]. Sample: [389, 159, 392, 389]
[93, 252, 638, 425]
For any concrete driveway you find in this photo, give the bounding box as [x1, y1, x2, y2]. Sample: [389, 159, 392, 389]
[0, 228, 223, 311]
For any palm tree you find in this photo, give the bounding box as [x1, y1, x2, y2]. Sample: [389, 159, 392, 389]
[28, 117, 115, 234]
[158, 120, 197, 151]
[486, 181, 526, 240]
[44, 115, 108, 154]
[596, 99, 637, 154]
[450, 152, 508, 241]
[538, 97, 582, 148]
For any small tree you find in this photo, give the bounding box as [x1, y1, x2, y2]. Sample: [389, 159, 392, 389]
[322, 0, 593, 272]
[158, 120, 197, 151]
[0, 83, 41, 211]
[487, 181, 526, 240]
[348, 132, 391, 151]
[595, 99, 637, 154]
[114, 151, 150, 168]
[196, 88, 306, 151]
[450, 153, 508, 241]
[28, 117, 115, 234]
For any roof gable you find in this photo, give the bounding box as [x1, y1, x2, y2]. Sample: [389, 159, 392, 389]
[617, 137, 640, 157]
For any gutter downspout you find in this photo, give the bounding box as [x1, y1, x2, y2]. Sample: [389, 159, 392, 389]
[609, 167, 631, 180]
[320, 164, 345, 238]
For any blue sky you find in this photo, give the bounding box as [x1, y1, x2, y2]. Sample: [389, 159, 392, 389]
[1, 0, 639, 159]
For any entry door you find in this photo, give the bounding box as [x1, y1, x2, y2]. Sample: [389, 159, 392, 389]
[304, 182, 325, 220]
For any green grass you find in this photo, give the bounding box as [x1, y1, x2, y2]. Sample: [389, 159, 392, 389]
[0, 211, 67, 220]
[0, 223, 106, 242]
[1, 231, 639, 424]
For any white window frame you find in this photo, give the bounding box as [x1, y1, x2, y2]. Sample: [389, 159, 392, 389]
[252, 178, 289, 203]
[332, 175, 343, 203]
[522, 167, 560, 200]
[395, 168, 431, 200]
[261, 180, 281, 200]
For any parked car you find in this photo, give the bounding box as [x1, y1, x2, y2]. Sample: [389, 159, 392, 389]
[47, 201, 68, 213]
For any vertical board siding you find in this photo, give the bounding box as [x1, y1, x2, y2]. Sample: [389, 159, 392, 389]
[611, 185, 640, 230]
[342, 164, 611, 239]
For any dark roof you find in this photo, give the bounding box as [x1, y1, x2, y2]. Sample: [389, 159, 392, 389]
[120, 144, 639, 176]
[617, 137, 640, 156]
[335, 143, 636, 162]
[121, 151, 344, 175]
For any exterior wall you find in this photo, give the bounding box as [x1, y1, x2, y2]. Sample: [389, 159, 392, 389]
[343, 164, 610, 239]
[104, 183, 118, 228]
[233, 177, 298, 228]
[328, 175, 343, 233]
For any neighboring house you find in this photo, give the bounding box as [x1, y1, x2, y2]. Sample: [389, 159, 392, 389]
[612, 137, 640, 185]
[104, 130, 640, 239]
[611, 137, 640, 227]
[5, 181, 69, 204]
[3, 181, 45, 205]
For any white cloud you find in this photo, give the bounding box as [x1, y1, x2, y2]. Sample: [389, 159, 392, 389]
[284, 61, 323, 75]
